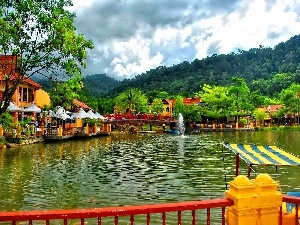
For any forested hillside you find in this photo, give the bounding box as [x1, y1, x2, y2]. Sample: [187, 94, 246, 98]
[34, 34, 300, 99]
[34, 73, 121, 96]
[107, 34, 300, 98]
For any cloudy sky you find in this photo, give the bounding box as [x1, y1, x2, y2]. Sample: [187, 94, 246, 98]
[69, 0, 300, 80]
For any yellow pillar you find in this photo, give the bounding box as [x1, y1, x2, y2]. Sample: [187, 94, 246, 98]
[213, 124, 216, 129]
[225, 174, 282, 225]
[0, 126, 3, 137]
[220, 124, 223, 129]
[41, 125, 45, 136]
[58, 125, 63, 136]
[236, 123, 239, 129]
[253, 174, 282, 225]
[225, 175, 258, 225]
[85, 124, 89, 134]
[201, 124, 204, 129]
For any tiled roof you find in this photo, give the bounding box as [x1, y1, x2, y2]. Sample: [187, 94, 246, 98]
[183, 97, 202, 105]
[73, 99, 92, 110]
[0, 55, 41, 89]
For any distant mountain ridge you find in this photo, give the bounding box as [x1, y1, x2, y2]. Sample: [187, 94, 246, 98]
[106, 34, 300, 97]
[34, 34, 300, 98]
[33, 73, 121, 97]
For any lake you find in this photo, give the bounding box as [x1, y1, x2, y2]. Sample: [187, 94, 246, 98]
[0, 131, 300, 214]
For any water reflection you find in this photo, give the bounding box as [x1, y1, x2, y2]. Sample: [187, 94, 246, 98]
[0, 131, 299, 214]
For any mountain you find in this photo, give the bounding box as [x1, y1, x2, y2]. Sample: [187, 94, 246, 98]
[81, 73, 121, 97]
[33, 73, 121, 97]
[106, 34, 300, 97]
[34, 34, 300, 98]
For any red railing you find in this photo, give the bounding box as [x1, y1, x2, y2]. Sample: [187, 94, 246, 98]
[0, 198, 233, 225]
[279, 195, 300, 225]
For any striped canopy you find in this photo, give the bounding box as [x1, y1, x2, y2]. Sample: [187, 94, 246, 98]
[223, 143, 300, 166]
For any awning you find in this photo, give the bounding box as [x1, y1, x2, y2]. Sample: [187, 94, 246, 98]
[223, 143, 300, 166]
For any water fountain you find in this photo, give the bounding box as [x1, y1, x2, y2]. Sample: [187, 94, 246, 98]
[178, 113, 185, 136]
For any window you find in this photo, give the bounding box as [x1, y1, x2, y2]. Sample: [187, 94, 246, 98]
[19, 87, 34, 102]
[28, 89, 33, 102]
[22, 88, 27, 102]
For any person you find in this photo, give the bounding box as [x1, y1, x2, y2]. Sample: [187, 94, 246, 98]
[162, 123, 165, 132]
[35, 120, 39, 127]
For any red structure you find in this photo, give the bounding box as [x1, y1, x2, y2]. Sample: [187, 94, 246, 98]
[0, 198, 233, 225]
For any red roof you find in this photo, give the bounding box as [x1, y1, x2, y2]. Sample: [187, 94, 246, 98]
[0, 55, 41, 89]
[73, 99, 91, 110]
[267, 105, 282, 113]
[183, 97, 202, 105]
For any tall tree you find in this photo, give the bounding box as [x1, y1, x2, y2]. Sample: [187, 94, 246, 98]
[0, 0, 93, 114]
[150, 98, 164, 115]
[196, 84, 232, 122]
[49, 74, 83, 109]
[228, 77, 253, 122]
[115, 88, 148, 114]
[280, 83, 300, 124]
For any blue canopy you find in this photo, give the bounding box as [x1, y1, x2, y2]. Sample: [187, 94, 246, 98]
[223, 143, 300, 166]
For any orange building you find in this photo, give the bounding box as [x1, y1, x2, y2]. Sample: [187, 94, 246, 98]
[0, 55, 50, 108]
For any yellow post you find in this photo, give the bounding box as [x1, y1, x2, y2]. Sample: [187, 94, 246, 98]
[213, 124, 216, 129]
[85, 124, 89, 134]
[220, 124, 223, 129]
[236, 123, 239, 129]
[225, 175, 258, 225]
[0, 126, 3, 137]
[58, 125, 63, 136]
[41, 125, 45, 136]
[201, 124, 204, 129]
[252, 174, 282, 225]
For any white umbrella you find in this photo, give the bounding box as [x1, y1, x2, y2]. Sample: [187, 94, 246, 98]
[47, 110, 56, 117]
[22, 102, 41, 113]
[86, 110, 97, 119]
[95, 112, 105, 120]
[73, 108, 89, 118]
[60, 112, 71, 120]
[8, 102, 21, 112]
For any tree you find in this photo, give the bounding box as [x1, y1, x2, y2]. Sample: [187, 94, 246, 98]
[115, 88, 148, 114]
[253, 108, 268, 127]
[196, 84, 232, 122]
[150, 98, 164, 115]
[228, 77, 253, 122]
[172, 95, 185, 119]
[280, 83, 300, 124]
[49, 74, 83, 109]
[0, 0, 94, 114]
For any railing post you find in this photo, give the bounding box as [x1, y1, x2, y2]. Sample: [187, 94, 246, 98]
[252, 174, 282, 225]
[225, 175, 258, 225]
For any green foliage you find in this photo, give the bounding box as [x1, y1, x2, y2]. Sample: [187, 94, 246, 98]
[0, 111, 13, 129]
[253, 109, 268, 125]
[150, 98, 164, 115]
[49, 74, 83, 108]
[173, 96, 185, 119]
[115, 88, 148, 114]
[196, 84, 231, 120]
[0, 0, 93, 115]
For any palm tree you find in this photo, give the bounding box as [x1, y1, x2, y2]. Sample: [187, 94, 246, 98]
[115, 88, 148, 114]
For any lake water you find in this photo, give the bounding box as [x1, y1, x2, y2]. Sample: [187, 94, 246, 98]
[1, 131, 300, 223]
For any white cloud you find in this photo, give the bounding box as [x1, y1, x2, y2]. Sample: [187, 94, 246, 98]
[72, 0, 300, 79]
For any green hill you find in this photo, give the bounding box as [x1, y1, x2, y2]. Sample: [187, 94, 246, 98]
[107, 34, 300, 98]
[35, 34, 300, 99]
